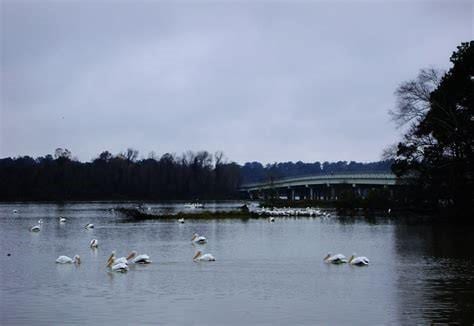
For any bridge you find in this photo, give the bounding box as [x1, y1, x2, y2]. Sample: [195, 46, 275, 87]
[239, 172, 401, 200]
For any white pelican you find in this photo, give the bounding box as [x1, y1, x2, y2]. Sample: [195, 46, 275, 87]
[29, 225, 41, 232]
[193, 250, 215, 262]
[56, 255, 81, 264]
[111, 262, 129, 272]
[131, 251, 152, 264]
[89, 239, 98, 248]
[106, 253, 129, 272]
[85, 223, 94, 229]
[323, 253, 348, 264]
[192, 233, 207, 244]
[38, 219, 43, 224]
[178, 218, 185, 224]
[184, 203, 204, 209]
[110, 251, 136, 265]
[349, 254, 370, 266]
[59, 217, 66, 223]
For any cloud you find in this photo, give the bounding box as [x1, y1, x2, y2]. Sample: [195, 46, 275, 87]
[1, 0, 472, 163]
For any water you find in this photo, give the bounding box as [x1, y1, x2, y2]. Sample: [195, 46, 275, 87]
[1, 202, 473, 325]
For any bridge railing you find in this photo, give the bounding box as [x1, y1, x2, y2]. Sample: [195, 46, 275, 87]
[239, 171, 397, 190]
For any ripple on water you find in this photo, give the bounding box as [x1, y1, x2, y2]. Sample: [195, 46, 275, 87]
[1, 202, 473, 325]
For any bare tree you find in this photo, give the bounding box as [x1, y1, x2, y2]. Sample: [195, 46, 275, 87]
[124, 148, 139, 163]
[214, 151, 226, 167]
[389, 68, 443, 128]
[383, 68, 442, 161]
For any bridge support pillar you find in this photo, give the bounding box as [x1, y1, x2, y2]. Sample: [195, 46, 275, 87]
[310, 188, 314, 200]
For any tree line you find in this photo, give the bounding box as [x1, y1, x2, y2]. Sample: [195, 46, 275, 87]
[0, 149, 241, 201]
[0, 148, 395, 201]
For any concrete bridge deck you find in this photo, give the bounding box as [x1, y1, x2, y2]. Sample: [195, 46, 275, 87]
[239, 172, 400, 200]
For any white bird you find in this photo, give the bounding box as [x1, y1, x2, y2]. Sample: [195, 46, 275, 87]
[56, 255, 81, 264]
[178, 218, 185, 224]
[29, 225, 41, 232]
[110, 251, 137, 265]
[349, 254, 370, 266]
[132, 252, 152, 264]
[269, 217, 275, 222]
[89, 239, 98, 248]
[111, 262, 129, 272]
[85, 223, 94, 229]
[59, 217, 66, 223]
[387, 208, 391, 214]
[106, 253, 129, 273]
[38, 219, 43, 224]
[192, 233, 207, 244]
[323, 253, 348, 264]
[193, 250, 215, 262]
[184, 203, 204, 209]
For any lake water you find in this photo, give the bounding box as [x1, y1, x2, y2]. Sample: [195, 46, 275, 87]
[1, 202, 473, 325]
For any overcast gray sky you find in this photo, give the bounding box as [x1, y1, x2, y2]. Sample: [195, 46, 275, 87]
[1, 0, 472, 164]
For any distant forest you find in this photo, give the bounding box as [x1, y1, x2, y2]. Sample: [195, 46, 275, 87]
[0, 148, 392, 201]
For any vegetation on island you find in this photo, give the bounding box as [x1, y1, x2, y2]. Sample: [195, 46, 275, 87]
[116, 207, 255, 221]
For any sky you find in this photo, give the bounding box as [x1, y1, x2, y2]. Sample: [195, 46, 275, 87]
[1, 0, 472, 164]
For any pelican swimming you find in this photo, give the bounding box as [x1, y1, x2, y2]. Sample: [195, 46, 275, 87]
[349, 254, 370, 266]
[131, 251, 152, 264]
[106, 253, 129, 272]
[110, 251, 136, 265]
[178, 218, 184, 224]
[85, 223, 94, 229]
[192, 233, 207, 244]
[59, 217, 66, 223]
[29, 225, 41, 232]
[193, 250, 215, 262]
[56, 255, 81, 264]
[89, 239, 98, 248]
[324, 253, 348, 264]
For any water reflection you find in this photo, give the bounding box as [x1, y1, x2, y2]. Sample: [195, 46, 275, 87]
[394, 222, 474, 324]
[1, 202, 473, 325]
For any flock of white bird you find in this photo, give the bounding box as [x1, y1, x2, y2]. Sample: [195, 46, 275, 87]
[21, 209, 216, 273]
[18, 205, 369, 270]
[255, 207, 331, 217]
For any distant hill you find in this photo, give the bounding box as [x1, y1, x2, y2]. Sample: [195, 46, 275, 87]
[240, 160, 394, 183]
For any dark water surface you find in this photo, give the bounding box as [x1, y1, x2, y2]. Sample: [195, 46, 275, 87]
[1, 202, 473, 325]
